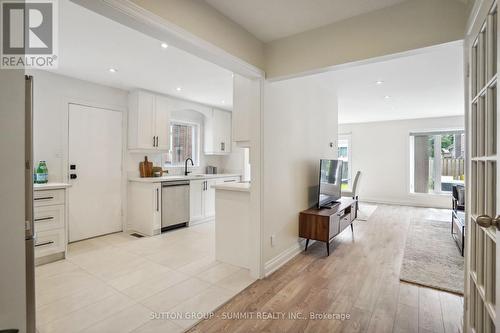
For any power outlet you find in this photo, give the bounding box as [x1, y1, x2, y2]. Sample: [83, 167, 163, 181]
[270, 234, 276, 247]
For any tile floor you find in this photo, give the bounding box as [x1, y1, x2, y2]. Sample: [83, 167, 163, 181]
[35, 221, 255, 333]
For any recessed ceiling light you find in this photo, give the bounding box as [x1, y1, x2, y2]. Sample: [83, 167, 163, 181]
[108, 68, 117, 73]
[161, 42, 168, 49]
[221, 100, 225, 104]
[176, 87, 182, 91]
[384, 95, 391, 99]
[375, 80, 384, 85]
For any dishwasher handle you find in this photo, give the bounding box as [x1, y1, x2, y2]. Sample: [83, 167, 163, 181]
[162, 181, 190, 187]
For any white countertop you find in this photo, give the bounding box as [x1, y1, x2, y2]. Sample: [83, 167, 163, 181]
[213, 182, 251, 192]
[128, 173, 241, 183]
[34, 182, 71, 190]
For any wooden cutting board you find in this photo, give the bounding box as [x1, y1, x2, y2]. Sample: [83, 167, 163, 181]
[139, 156, 153, 177]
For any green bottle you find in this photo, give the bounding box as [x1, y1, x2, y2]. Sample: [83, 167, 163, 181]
[35, 161, 48, 184]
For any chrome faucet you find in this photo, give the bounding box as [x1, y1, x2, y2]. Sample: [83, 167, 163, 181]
[184, 158, 194, 176]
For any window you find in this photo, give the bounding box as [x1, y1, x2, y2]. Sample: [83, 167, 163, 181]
[165, 121, 199, 167]
[410, 130, 465, 194]
[338, 134, 351, 190]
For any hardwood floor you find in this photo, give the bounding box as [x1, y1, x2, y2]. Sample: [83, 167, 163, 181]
[189, 205, 464, 333]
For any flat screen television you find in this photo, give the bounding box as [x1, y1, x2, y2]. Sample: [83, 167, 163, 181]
[318, 159, 343, 208]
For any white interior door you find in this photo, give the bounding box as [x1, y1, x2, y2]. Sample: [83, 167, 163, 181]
[68, 104, 123, 242]
[465, 1, 498, 331]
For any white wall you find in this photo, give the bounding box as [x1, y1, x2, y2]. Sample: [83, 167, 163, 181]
[29, 70, 129, 183]
[0, 70, 27, 332]
[339, 116, 465, 209]
[263, 74, 338, 264]
[264, 0, 468, 78]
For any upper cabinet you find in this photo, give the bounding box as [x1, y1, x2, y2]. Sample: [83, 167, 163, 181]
[204, 108, 232, 155]
[128, 91, 171, 151]
[232, 74, 261, 145]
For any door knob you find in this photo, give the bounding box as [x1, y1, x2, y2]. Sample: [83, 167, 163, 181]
[476, 215, 500, 229]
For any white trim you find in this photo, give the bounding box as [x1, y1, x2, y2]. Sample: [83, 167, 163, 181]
[71, 0, 264, 79]
[359, 197, 451, 209]
[264, 240, 306, 277]
[189, 216, 214, 226]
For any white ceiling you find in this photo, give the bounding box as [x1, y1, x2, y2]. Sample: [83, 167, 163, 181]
[205, 0, 407, 42]
[328, 42, 464, 124]
[48, 0, 233, 110]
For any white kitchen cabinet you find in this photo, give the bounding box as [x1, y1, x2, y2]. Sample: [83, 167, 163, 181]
[128, 182, 162, 236]
[189, 177, 238, 224]
[204, 108, 232, 154]
[189, 179, 205, 222]
[128, 90, 171, 151]
[232, 74, 260, 145]
[34, 186, 69, 265]
[154, 95, 172, 150]
[204, 179, 218, 217]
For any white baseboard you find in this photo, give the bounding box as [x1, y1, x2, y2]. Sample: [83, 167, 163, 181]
[264, 239, 313, 277]
[359, 197, 450, 209]
[189, 216, 214, 226]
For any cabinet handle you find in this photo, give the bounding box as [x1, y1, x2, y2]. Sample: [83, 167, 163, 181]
[221, 142, 225, 151]
[34, 196, 54, 201]
[35, 241, 54, 247]
[34, 216, 54, 222]
[156, 188, 159, 211]
[153, 136, 156, 147]
[155, 136, 158, 147]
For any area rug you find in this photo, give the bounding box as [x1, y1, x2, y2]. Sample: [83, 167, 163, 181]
[400, 218, 464, 295]
[356, 204, 378, 221]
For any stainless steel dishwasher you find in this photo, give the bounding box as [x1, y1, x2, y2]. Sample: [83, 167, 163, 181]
[161, 181, 190, 231]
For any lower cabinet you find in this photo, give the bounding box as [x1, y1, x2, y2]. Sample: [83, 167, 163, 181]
[128, 182, 162, 236]
[190, 177, 240, 224]
[129, 176, 241, 234]
[189, 179, 218, 224]
[189, 180, 205, 222]
[34, 188, 67, 264]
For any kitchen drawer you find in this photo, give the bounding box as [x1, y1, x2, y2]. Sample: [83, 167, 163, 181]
[223, 177, 240, 183]
[35, 229, 65, 258]
[34, 204, 64, 232]
[34, 189, 65, 207]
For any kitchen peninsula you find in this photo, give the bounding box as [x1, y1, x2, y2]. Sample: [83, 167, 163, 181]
[213, 182, 251, 269]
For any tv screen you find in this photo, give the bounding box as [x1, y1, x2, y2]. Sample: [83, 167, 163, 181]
[318, 159, 343, 208]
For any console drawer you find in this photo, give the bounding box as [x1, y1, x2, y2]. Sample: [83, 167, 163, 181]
[34, 189, 65, 207]
[329, 214, 340, 238]
[34, 205, 64, 232]
[339, 215, 351, 232]
[35, 229, 65, 258]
